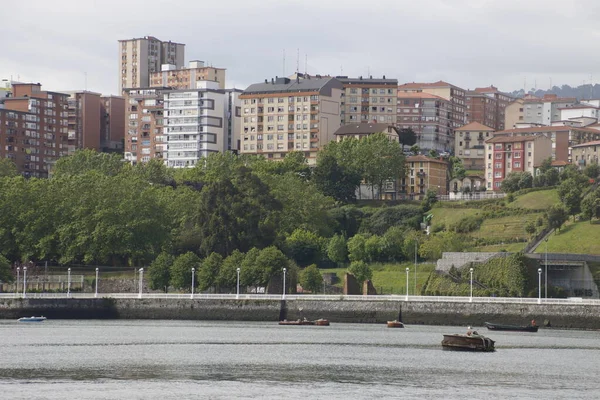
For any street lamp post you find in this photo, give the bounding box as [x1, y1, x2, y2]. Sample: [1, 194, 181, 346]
[138, 268, 144, 298]
[67, 268, 71, 298]
[405, 267, 410, 301]
[95, 268, 99, 298]
[191, 267, 195, 299]
[414, 239, 418, 296]
[236, 268, 240, 299]
[16, 267, 20, 296]
[23, 267, 27, 298]
[282, 268, 287, 300]
[545, 238, 548, 300]
[469, 267, 474, 302]
[538, 268, 542, 304]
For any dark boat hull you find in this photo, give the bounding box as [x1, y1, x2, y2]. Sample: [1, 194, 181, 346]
[279, 320, 315, 326]
[485, 322, 538, 332]
[387, 320, 404, 328]
[441, 334, 495, 352]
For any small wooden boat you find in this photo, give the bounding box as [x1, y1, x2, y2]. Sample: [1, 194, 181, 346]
[484, 322, 538, 332]
[387, 320, 404, 328]
[314, 318, 330, 326]
[18, 316, 47, 322]
[279, 319, 315, 326]
[441, 333, 495, 352]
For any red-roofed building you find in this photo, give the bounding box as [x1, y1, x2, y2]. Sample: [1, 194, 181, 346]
[466, 86, 514, 130]
[484, 135, 552, 191]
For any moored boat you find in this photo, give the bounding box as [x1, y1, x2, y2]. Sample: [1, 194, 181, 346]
[387, 320, 404, 328]
[441, 332, 495, 352]
[18, 316, 47, 322]
[314, 318, 330, 326]
[484, 322, 538, 332]
[279, 319, 315, 326]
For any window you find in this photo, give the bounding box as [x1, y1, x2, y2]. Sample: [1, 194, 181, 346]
[514, 151, 521, 158]
[495, 163, 501, 168]
[514, 162, 521, 168]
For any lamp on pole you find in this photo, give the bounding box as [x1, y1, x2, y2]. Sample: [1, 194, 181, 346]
[16, 267, 20, 297]
[469, 267, 474, 302]
[544, 238, 548, 299]
[405, 267, 410, 301]
[138, 268, 144, 299]
[67, 268, 71, 298]
[414, 239, 418, 296]
[23, 267, 27, 298]
[95, 268, 99, 298]
[282, 268, 287, 300]
[191, 267, 195, 299]
[538, 268, 542, 304]
[236, 268, 240, 299]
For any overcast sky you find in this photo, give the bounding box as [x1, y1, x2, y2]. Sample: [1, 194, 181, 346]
[2, 0, 598, 96]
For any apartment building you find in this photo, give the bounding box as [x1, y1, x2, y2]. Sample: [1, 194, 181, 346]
[163, 82, 241, 168]
[124, 87, 169, 164]
[238, 76, 343, 164]
[0, 83, 69, 178]
[493, 126, 600, 163]
[466, 86, 513, 131]
[454, 122, 495, 170]
[523, 94, 577, 125]
[396, 92, 452, 153]
[334, 123, 399, 142]
[66, 91, 102, 152]
[337, 76, 397, 125]
[398, 81, 466, 129]
[100, 95, 125, 151]
[150, 61, 226, 90]
[399, 155, 448, 198]
[504, 98, 525, 129]
[559, 104, 600, 121]
[118, 36, 185, 93]
[484, 135, 552, 191]
[571, 140, 600, 169]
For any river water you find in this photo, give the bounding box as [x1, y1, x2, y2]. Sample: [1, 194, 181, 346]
[1, 320, 599, 399]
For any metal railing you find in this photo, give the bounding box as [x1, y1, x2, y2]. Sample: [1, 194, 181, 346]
[1, 292, 600, 305]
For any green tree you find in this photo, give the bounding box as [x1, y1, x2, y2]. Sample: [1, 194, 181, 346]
[148, 252, 174, 292]
[348, 260, 373, 283]
[545, 168, 560, 186]
[402, 230, 425, 262]
[255, 246, 289, 287]
[525, 221, 536, 237]
[558, 178, 583, 218]
[347, 234, 369, 262]
[170, 252, 202, 290]
[216, 250, 245, 289]
[547, 205, 568, 232]
[240, 247, 261, 287]
[0, 159, 18, 178]
[448, 156, 466, 180]
[584, 164, 600, 180]
[285, 229, 324, 267]
[198, 252, 223, 292]
[409, 145, 420, 155]
[429, 149, 439, 158]
[581, 188, 600, 222]
[538, 158, 553, 174]
[313, 151, 361, 203]
[421, 189, 438, 212]
[380, 226, 405, 261]
[398, 128, 417, 151]
[364, 235, 382, 262]
[501, 172, 532, 193]
[418, 232, 464, 261]
[52, 149, 124, 177]
[327, 234, 348, 266]
[300, 264, 323, 293]
[0, 254, 12, 283]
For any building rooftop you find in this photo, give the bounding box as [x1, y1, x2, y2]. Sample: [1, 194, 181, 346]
[336, 76, 398, 85]
[398, 81, 463, 90]
[397, 92, 447, 100]
[494, 126, 600, 135]
[242, 77, 341, 95]
[455, 122, 495, 131]
[334, 123, 398, 136]
[486, 135, 540, 143]
[572, 140, 600, 148]
[405, 155, 448, 164]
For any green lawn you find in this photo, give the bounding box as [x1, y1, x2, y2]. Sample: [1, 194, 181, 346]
[534, 221, 600, 254]
[471, 213, 543, 242]
[465, 169, 485, 177]
[429, 207, 481, 232]
[472, 242, 527, 253]
[508, 189, 559, 210]
[321, 262, 435, 295]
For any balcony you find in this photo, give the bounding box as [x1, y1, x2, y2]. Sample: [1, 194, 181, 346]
[417, 171, 427, 177]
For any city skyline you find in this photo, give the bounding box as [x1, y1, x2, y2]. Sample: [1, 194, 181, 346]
[2, 0, 600, 95]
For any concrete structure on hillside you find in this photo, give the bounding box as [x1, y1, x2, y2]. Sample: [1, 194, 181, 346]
[150, 60, 226, 90]
[336, 76, 397, 125]
[523, 94, 577, 125]
[484, 135, 552, 191]
[118, 36, 185, 93]
[334, 123, 399, 141]
[400, 155, 448, 198]
[449, 174, 486, 194]
[0, 83, 70, 177]
[454, 122, 495, 170]
[571, 140, 600, 169]
[396, 92, 452, 153]
[238, 76, 343, 165]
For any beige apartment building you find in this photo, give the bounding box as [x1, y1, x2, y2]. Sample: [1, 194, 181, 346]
[334, 123, 399, 142]
[571, 140, 600, 169]
[398, 81, 466, 129]
[337, 76, 397, 125]
[150, 61, 226, 90]
[238, 76, 343, 164]
[399, 155, 448, 198]
[484, 135, 552, 191]
[504, 98, 524, 129]
[0, 83, 69, 178]
[118, 36, 185, 93]
[454, 122, 495, 170]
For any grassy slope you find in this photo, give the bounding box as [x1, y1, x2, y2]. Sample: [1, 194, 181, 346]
[534, 221, 600, 254]
[321, 262, 435, 295]
[507, 189, 559, 210]
[471, 213, 544, 242]
[429, 207, 480, 231]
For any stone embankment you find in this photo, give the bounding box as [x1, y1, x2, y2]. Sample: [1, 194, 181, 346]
[1, 298, 600, 329]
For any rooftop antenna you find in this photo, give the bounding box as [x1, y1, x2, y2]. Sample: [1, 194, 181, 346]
[340, 65, 343, 75]
[296, 48, 299, 74]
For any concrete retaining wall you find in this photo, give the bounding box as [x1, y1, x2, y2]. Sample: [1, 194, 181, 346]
[2, 298, 600, 329]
